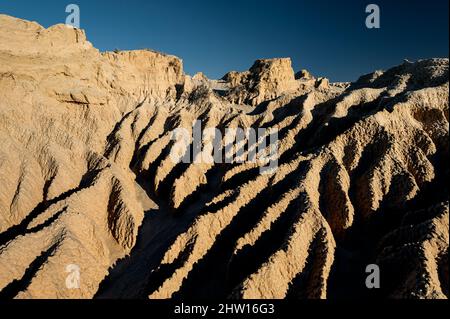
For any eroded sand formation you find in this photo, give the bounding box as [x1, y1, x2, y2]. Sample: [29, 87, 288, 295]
[0, 15, 448, 299]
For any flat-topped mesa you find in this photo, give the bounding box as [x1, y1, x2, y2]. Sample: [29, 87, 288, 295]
[222, 58, 299, 106]
[0, 14, 93, 55]
[0, 15, 185, 104]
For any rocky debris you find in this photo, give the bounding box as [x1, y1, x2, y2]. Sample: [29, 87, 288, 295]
[0, 15, 448, 300]
[222, 58, 300, 106]
[295, 69, 314, 80]
[315, 77, 330, 90]
[192, 72, 209, 82]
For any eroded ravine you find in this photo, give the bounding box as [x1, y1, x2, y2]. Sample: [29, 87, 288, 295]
[0, 14, 448, 299]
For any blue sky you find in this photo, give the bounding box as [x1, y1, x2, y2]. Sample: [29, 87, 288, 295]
[0, 0, 448, 81]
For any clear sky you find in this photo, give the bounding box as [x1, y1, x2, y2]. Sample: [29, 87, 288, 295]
[0, 0, 448, 81]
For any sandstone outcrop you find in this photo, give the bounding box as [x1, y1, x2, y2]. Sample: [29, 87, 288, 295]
[0, 14, 448, 299]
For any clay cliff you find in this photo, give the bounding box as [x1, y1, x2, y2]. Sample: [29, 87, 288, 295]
[0, 15, 448, 299]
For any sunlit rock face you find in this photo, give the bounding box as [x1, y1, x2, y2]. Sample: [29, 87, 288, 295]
[0, 14, 448, 299]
